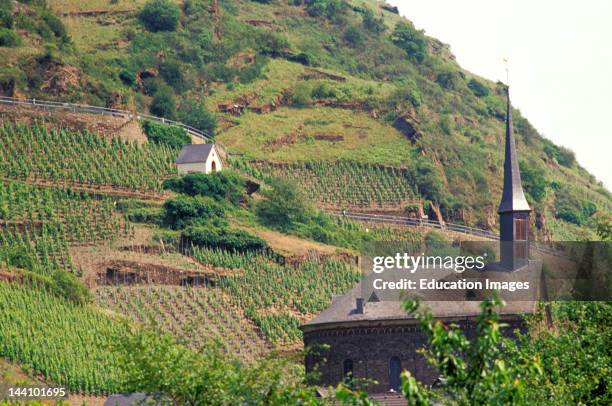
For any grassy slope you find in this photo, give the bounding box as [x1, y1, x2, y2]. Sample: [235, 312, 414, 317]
[3, 0, 609, 238]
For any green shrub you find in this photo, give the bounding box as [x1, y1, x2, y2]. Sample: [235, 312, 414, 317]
[391, 22, 427, 63]
[305, 0, 348, 20]
[257, 31, 290, 57]
[150, 87, 177, 119]
[159, 60, 187, 92]
[142, 120, 190, 149]
[4, 246, 37, 271]
[182, 226, 267, 252]
[0, 28, 21, 47]
[467, 78, 489, 97]
[362, 8, 385, 34]
[544, 143, 576, 167]
[163, 195, 226, 229]
[343, 26, 364, 47]
[51, 271, 92, 305]
[408, 158, 447, 203]
[126, 207, 163, 224]
[256, 178, 311, 231]
[0, 2, 13, 29]
[41, 11, 69, 42]
[163, 171, 246, 205]
[436, 70, 461, 90]
[178, 100, 217, 136]
[520, 160, 548, 203]
[291, 82, 313, 106]
[139, 0, 181, 32]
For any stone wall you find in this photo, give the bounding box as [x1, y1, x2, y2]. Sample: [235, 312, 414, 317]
[304, 317, 526, 393]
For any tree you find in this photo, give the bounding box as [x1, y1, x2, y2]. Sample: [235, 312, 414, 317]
[343, 26, 365, 47]
[401, 296, 542, 405]
[163, 171, 246, 205]
[256, 178, 312, 231]
[142, 120, 190, 149]
[139, 0, 181, 32]
[178, 100, 217, 136]
[392, 22, 427, 63]
[150, 87, 177, 120]
[162, 195, 226, 229]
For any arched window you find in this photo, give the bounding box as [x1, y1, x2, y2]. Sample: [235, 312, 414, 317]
[389, 356, 401, 391]
[343, 359, 354, 385]
[211, 160, 217, 172]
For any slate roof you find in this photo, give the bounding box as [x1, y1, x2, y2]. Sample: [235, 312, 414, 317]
[498, 87, 531, 213]
[303, 263, 538, 330]
[175, 144, 215, 164]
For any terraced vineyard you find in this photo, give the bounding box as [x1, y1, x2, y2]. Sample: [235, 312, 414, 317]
[216, 257, 361, 343]
[95, 286, 267, 361]
[235, 159, 418, 211]
[0, 123, 176, 193]
[0, 282, 127, 395]
[0, 181, 129, 274]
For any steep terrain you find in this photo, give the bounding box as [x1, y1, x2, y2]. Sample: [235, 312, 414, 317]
[0, 0, 611, 399]
[1, 0, 609, 239]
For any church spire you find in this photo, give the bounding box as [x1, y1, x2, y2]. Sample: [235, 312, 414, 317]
[498, 87, 530, 214]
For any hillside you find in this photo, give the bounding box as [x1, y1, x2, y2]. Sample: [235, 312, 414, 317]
[0, 0, 609, 240]
[0, 0, 611, 402]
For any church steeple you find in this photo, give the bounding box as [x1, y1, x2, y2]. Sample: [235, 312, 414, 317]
[498, 87, 530, 214]
[498, 87, 531, 270]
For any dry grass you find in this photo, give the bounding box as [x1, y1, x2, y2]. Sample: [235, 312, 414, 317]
[218, 106, 414, 165]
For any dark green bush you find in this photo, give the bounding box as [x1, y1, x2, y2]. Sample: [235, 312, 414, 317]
[163, 195, 226, 229]
[554, 186, 597, 226]
[182, 226, 267, 252]
[436, 70, 461, 90]
[0, 1, 13, 29]
[256, 178, 311, 231]
[544, 143, 576, 167]
[3, 246, 37, 271]
[408, 158, 447, 203]
[51, 271, 92, 305]
[362, 8, 385, 34]
[0, 28, 21, 47]
[142, 120, 190, 149]
[468, 78, 489, 97]
[343, 26, 364, 47]
[41, 11, 69, 42]
[520, 160, 548, 203]
[391, 22, 427, 63]
[159, 59, 187, 92]
[139, 0, 181, 32]
[163, 171, 246, 205]
[150, 87, 177, 119]
[178, 100, 217, 136]
[305, 0, 348, 20]
[126, 207, 163, 224]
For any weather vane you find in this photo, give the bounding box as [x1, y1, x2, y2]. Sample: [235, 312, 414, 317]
[503, 58, 509, 86]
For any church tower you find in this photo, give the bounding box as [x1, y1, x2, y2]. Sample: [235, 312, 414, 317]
[498, 87, 531, 270]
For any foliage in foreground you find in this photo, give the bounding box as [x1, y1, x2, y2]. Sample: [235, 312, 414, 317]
[118, 327, 370, 405]
[401, 298, 612, 405]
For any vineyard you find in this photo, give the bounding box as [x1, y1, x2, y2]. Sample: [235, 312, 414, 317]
[0, 181, 130, 274]
[0, 282, 127, 395]
[234, 159, 419, 211]
[0, 123, 176, 193]
[95, 285, 267, 361]
[214, 255, 361, 343]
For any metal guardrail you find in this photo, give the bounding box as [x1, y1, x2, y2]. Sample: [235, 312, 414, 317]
[328, 210, 564, 257]
[0, 96, 214, 142]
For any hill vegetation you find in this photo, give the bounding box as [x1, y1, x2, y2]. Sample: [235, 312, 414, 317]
[0, 0, 611, 403]
[0, 0, 608, 239]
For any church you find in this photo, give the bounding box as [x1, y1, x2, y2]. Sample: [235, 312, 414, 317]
[301, 88, 541, 394]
